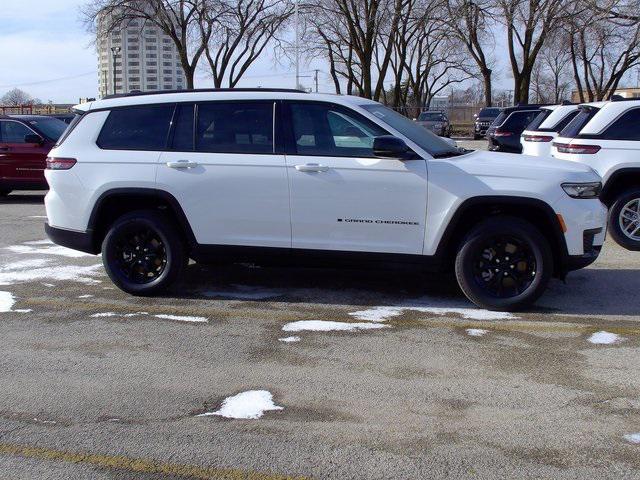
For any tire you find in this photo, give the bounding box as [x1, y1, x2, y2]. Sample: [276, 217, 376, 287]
[0, 189, 11, 197]
[473, 134, 481, 140]
[608, 188, 640, 251]
[454, 216, 553, 311]
[101, 210, 187, 296]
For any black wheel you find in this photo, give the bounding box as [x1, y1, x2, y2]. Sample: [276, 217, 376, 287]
[608, 188, 640, 251]
[455, 216, 553, 311]
[101, 210, 187, 296]
[0, 189, 11, 197]
[473, 134, 481, 140]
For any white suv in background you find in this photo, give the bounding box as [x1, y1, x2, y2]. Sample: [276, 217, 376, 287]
[521, 103, 579, 157]
[45, 89, 607, 311]
[552, 99, 640, 250]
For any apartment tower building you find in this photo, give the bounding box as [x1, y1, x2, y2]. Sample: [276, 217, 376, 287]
[97, 15, 186, 97]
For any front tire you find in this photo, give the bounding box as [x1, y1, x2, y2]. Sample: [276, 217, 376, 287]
[102, 210, 187, 296]
[608, 188, 640, 251]
[454, 216, 553, 311]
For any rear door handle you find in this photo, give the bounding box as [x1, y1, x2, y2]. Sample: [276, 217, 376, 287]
[295, 163, 329, 172]
[167, 160, 198, 169]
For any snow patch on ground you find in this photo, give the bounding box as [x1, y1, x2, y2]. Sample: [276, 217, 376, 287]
[588, 331, 623, 345]
[198, 390, 283, 419]
[282, 320, 388, 332]
[154, 314, 208, 323]
[91, 312, 117, 318]
[623, 433, 640, 444]
[0, 263, 103, 286]
[78, 294, 94, 298]
[349, 299, 517, 323]
[7, 244, 91, 258]
[279, 336, 301, 343]
[0, 291, 30, 313]
[466, 328, 489, 337]
[202, 284, 282, 300]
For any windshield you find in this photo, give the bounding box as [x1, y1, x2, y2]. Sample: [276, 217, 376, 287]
[559, 107, 600, 138]
[418, 112, 444, 121]
[478, 108, 501, 118]
[361, 104, 460, 157]
[27, 118, 68, 141]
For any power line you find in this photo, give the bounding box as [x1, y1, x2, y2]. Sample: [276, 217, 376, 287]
[0, 71, 95, 89]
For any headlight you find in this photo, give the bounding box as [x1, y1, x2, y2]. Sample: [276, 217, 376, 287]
[561, 182, 602, 199]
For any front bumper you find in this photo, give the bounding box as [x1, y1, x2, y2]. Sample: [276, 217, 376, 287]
[45, 223, 98, 255]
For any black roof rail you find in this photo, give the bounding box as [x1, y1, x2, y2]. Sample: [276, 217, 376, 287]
[609, 94, 640, 102]
[560, 100, 574, 105]
[102, 88, 307, 100]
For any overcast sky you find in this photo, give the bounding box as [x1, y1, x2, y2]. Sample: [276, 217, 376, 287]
[0, 0, 508, 104]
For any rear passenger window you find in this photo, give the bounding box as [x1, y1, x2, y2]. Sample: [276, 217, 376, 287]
[195, 102, 273, 153]
[97, 104, 175, 150]
[0, 121, 34, 143]
[601, 109, 640, 140]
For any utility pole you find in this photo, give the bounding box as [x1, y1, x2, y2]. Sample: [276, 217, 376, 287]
[314, 69, 319, 92]
[111, 46, 121, 95]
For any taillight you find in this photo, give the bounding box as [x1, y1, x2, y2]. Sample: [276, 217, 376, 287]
[523, 134, 553, 142]
[493, 129, 512, 137]
[46, 157, 77, 170]
[552, 143, 601, 154]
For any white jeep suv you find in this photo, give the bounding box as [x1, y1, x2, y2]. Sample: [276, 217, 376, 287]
[551, 98, 640, 250]
[45, 89, 607, 311]
[521, 103, 579, 157]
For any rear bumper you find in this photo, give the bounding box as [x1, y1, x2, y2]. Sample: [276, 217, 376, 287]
[45, 223, 98, 255]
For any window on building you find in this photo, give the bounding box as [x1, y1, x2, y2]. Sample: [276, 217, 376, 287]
[146, 54, 157, 58]
[97, 104, 174, 150]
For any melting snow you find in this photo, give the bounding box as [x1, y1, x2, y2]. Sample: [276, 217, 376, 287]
[349, 301, 517, 323]
[154, 314, 208, 323]
[202, 284, 282, 300]
[0, 291, 16, 312]
[91, 312, 117, 318]
[7, 244, 91, 258]
[279, 336, 301, 343]
[466, 328, 489, 337]
[282, 320, 388, 332]
[623, 433, 640, 444]
[198, 390, 283, 419]
[588, 331, 623, 345]
[0, 263, 102, 286]
[78, 294, 94, 299]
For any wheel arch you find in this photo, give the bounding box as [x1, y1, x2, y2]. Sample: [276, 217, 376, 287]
[433, 196, 569, 276]
[88, 188, 196, 253]
[601, 168, 640, 206]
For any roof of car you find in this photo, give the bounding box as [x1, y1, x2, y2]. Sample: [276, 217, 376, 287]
[501, 104, 551, 114]
[74, 89, 380, 112]
[579, 98, 640, 135]
[9, 114, 59, 120]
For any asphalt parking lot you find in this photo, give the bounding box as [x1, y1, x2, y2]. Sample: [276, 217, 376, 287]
[1, 191, 639, 480]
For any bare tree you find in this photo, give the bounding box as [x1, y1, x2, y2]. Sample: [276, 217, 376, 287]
[0, 88, 35, 106]
[443, 0, 496, 105]
[83, 0, 212, 89]
[530, 31, 572, 102]
[202, 0, 293, 88]
[497, 0, 568, 103]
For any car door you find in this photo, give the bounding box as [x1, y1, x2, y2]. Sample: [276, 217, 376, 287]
[0, 119, 49, 183]
[283, 101, 428, 255]
[157, 101, 291, 248]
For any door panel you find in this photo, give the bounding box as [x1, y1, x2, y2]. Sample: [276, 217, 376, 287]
[0, 120, 49, 184]
[285, 102, 428, 254]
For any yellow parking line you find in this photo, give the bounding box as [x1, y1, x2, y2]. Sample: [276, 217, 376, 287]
[0, 442, 309, 480]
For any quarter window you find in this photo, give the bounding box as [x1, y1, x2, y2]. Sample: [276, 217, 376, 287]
[601, 109, 640, 140]
[97, 104, 175, 150]
[0, 121, 35, 143]
[289, 103, 386, 157]
[195, 102, 273, 154]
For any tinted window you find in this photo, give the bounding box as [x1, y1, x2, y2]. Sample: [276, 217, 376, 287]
[0, 121, 35, 143]
[559, 107, 600, 138]
[550, 110, 579, 132]
[491, 111, 509, 127]
[27, 118, 67, 141]
[97, 105, 174, 150]
[601, 108, 640, 140]
[171, 104, 194, 151]
[478, 108, 501, 117]
[360, 104, 458, 157]
[291, 103, 387, 157]
[503, 111, 539, 131]
[418, 112, 445, 121]
[526, 110, 552, 131]
[196, 102, 273, 153]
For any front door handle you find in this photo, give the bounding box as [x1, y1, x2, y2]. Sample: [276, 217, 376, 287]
[295, 163, 329, 173]
[167, 160, 198, 169]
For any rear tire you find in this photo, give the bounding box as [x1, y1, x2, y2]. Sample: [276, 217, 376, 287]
[608, 188, 640, 251]
[454, 216, 553, 311]
[101, 210, 187, 296]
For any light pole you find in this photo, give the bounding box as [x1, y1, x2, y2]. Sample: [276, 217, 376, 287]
[111, 46, 121, 95]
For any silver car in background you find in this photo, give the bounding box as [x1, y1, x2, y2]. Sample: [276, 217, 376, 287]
[416, 111, 451, 137]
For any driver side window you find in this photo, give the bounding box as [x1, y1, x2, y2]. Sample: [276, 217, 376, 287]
[289, 103, 387, 157]
[0, 121, 34, 144]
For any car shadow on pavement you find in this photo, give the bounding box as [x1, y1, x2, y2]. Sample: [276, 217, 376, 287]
[0, 193, 45, 205]
[174, 263, 640, 316]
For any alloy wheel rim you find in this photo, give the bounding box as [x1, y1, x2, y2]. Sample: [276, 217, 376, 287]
[113, 227, 167, 284]
[618, 198, 640, 241]
[472, 235, 537, 298]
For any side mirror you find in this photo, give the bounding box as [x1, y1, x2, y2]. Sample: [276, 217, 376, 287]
[373, 135, 411, 159]
[24, 134, 44, 145]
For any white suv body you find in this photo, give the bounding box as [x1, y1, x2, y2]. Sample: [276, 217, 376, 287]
[521, 104, 579, 157]
[551, 99, 640, 250]
[45, 90, 607, 310]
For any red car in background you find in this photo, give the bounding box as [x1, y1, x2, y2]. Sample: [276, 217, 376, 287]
[0, 115, 69, 197]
